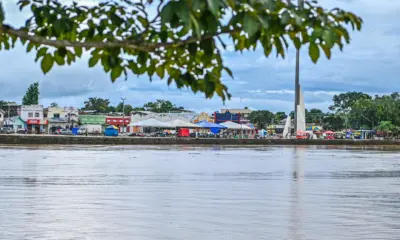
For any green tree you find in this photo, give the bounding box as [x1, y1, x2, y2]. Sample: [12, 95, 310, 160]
[116, 102, 134, 115]
[306, 108, 325, 124]
[82, 97, 111, 113]
[329, 92, 371, 112]
[50, 102, 58, 107]
[377, 121, 396, 139]
[0, 1, 362, 100]
[322, 113, 344, 131]
[249, 110, 274, 129]
[22, 82, 39, 105]
[143, 99, 183, 113]
[274, 112, 287, 123]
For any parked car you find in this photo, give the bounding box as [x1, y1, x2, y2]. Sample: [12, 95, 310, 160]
[16, 128, 27, 134]
[0, 127, 14, 134]
[58, 129, 73, 135]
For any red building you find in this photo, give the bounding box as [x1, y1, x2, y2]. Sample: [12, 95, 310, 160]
[105, 117, 130, 132]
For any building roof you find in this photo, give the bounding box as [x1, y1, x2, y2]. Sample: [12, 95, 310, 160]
[0, 109, 4, 114]
[48, 118, 68, 123]
[3, 116, 25, 125]
[221, 109, 253, 114]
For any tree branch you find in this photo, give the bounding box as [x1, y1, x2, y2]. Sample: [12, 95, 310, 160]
[1, 24, 239, 51]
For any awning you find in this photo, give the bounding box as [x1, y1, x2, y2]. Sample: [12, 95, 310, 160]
[129, 118, 173, 128]
[220, 121, 251, 130]
[168, 119, 199, 128]
[27, 119, 48, 125]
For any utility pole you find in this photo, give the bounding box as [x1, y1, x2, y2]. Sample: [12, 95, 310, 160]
[121, 97, 127, 133]
[294, 0, 304, 132]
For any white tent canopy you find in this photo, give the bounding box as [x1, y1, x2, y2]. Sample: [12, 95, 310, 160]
[129, 118, 173, 128]
[220, 121, 251, 130]
[168, 119, 199, 128]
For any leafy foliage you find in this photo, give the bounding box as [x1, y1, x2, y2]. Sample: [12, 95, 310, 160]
[274, 111, 287, 123]
[143, 99, 184, 113]
[0, 0, 362, 100]
[22, 82, 39, 105]
[82, 97, 112, 113]
[49, 102, 58, 107]
[81, 97, 185, 114]
[249, 110, 274, 129]
[115, 102, 134, 115]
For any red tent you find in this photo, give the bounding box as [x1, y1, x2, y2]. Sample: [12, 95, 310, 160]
[178, 128, 190, 137]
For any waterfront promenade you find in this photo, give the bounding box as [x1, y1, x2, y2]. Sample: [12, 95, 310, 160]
[0, 134, 399, 145]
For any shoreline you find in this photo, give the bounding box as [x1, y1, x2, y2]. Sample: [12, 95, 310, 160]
[0, 134, 399, 146]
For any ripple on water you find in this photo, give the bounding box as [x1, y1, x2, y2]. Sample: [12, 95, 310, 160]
[0, 145, 399, 240]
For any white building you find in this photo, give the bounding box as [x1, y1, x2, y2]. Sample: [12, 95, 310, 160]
[20, 105, 47, 134]
[0, 109, 4, 127]
[64, 107, 79, 122]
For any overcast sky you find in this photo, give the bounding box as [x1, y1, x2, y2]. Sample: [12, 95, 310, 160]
[1, 0, 399, 114]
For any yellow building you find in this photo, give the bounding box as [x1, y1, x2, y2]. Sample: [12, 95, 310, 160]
[193, 112, 214, 123]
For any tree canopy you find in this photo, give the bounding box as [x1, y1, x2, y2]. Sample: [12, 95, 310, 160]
[22, 82, 39, 105]
[143, 99, 184, 113]
[0, 0, 362, 100]
[81, 97, 185, 114]
[249, 110, 274, 129]
[82, 97, 111, 112]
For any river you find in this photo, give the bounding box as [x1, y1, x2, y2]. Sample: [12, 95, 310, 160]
[0, 145, 399, 240]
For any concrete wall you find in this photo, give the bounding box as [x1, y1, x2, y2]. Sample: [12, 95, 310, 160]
[0, 134, 400, 146]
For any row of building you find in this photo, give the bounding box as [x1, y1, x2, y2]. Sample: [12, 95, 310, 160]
[0, 104, 254, 134]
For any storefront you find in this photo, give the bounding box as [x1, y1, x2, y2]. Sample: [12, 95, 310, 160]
[27, 119, 48, 134]
[106, 117, 130, 133]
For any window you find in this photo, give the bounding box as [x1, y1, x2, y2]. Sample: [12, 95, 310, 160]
[54, 113, 60, 118]
[28, 112, 33, 117]
[35, 112, 39, 117]
[0, 114, 2, 118]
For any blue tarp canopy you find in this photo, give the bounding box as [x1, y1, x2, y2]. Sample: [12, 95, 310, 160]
[196, 120, 227, 129]
[196, 120, 226, 134]
[104, 125, 119, 136]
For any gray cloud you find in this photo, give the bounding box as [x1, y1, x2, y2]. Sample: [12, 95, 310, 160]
[0, 0, 400, 114]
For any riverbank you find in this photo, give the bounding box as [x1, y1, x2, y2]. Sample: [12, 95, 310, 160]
[0, 134, 399, 145]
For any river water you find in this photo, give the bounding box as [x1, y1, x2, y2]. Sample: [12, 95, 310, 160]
[0, 145, 399, 240]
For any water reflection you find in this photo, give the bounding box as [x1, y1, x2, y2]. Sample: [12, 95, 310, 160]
[288, 147, 305, 240]
[0, 145, 399, 240]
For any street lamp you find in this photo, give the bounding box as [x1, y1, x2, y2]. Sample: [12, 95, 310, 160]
[121, 97, 127, 133]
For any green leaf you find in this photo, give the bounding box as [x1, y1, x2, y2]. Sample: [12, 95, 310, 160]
[111, 66, 123, 82]
[0, 2, 5, 23]
[190, 14, 200, 37]
[156, 66, 165, 79]
[281, 11, 290, 25]
[223, 67, 233, 78]
[309, 42, 320, 63]
[89, 55, 100, 67]
[26, 42, 35, 52]
[37, 47, 48, 58]
[160, 2, 174, 25]
[207, 0, 220, 16]
[41, 54, 54, 74]
[311, 28, 323, 41]
[74, 47, 83, 57]
[293, 37, 301, 50]
[323, 29, 337, 48]
[321, 44, 331, 59]
[54, 52, 65, 65]
[243, 14, 260, 37]
[176, 2, 190, 25]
